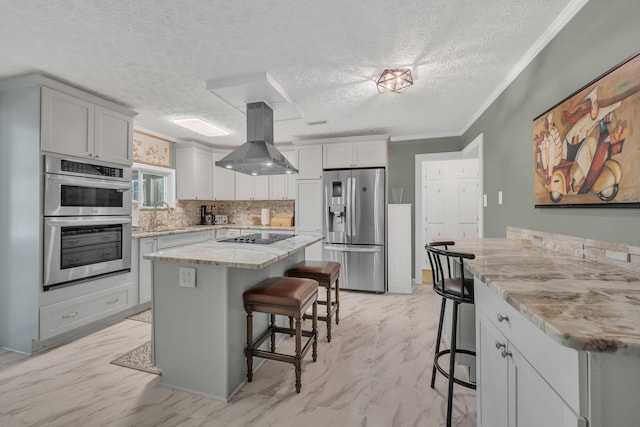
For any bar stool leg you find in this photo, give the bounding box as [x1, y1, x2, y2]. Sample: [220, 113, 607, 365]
[446, 301, 460, 427]
[325, 284, 332, 342]
[294, 316, 302, 393]
[312, 300, 318, 362]
[335, 278, 340, 324]
[431, 296, 447, 388]
[270, 314, 276, 352]
[246, 310, 254, 382]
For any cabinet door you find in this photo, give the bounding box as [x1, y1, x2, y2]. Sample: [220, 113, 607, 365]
[458, 178, 479, 224]
[270, 174, 287, 200]
[296, 179, 323, 232]
[509, 346, 585, 427]
[235, 173, 253, 200]
[194, 149, 213, 200]
[297, 145, 323, 179]
[323, 142, 353, 168]
[270, 150, 297, 200]
[354, 140, 387, 167]
[212, 152, 236, 200]
[253, 175, 270, 200]
[41, 87, 94, 158]
[425, 160, 447, 180]
[425, 181, 445, 223]
[94, 106, 132, 165]
[138, 237, 156, 304]
[477, 314, 509, 427]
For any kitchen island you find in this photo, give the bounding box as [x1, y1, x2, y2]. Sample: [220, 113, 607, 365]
[144, 233, 322, 401]
[450, 229, 640, 427]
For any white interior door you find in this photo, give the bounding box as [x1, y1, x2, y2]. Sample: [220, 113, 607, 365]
[415, 134, 483, 278]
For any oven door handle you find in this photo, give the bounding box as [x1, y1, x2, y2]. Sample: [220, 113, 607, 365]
[46, 173, 132, 192]
[45, 216, 132, 227]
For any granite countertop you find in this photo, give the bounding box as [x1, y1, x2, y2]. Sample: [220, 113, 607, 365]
[144, 234, 322, 269]
[451, 238, 640, 357]
[132, 224, 295, 238]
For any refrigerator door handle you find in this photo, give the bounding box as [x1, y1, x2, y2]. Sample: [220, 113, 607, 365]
[346, 177, 352, 237]
[324, 245, 383, 253]
[351, 175, 357, 238]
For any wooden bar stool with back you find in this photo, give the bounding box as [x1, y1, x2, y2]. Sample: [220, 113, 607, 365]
[426, 241, 476, 427]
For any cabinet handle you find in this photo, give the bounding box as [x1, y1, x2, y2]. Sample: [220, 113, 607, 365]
[106, 298, 119, 304]
[501, 348, 512, 358]
[495, 340, 506, 350]
[497, 313, 509, 323]
[88, 153, 93, 157]
[62, 311, 78, 319]
[95, 154, 100, 158]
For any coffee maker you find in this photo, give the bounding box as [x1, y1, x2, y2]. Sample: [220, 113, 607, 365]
[200, 205, 215, 225]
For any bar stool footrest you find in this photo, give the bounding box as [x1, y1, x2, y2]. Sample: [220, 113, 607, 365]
[434, 348, 477, 390]
[250, 326, 317, 364]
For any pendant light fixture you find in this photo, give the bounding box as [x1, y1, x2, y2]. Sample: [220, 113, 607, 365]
[376, 69, 413, 93]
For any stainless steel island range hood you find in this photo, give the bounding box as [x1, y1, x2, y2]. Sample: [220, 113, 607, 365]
[215, 102, 298, 176]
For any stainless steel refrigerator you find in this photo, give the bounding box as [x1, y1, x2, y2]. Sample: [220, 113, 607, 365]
[322, 168, 386, 292]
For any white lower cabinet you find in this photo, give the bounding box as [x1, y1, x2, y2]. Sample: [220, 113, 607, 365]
[475, 278, 587, 427]
[40, 282, 136, 340]
[138, 237, 156, 304]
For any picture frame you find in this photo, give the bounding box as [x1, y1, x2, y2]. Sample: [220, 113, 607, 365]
[533, 51, 640, 207]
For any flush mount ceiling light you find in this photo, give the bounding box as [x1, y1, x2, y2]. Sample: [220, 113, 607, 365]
[173, 118, 229, 137]
[376, 69, 413, 93]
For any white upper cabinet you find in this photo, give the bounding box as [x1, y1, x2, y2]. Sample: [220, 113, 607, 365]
[176, 146, 213, 200]
[236, 173, 269, 200]
[94, 106, 133, 165]
[41, 87, 132, 165]
[323, 139, 387, 169]
[269, 149, 297, 200]
[297, 145, 323, 179]
[323, 142, 353, 168]
[211, 152, 236, 200]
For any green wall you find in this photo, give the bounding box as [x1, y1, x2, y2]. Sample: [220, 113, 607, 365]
[388, 0, 640, 277]
[462, 0, 640, 244]
[388, 136, 461, 274]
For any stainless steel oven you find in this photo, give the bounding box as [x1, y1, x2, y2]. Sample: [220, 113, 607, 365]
[44, 154, 132, 217]
[43, 216, 132, 290]
[43, 155, 133, 290]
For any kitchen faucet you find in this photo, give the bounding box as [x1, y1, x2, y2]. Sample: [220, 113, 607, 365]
[152, 201, 172, 230]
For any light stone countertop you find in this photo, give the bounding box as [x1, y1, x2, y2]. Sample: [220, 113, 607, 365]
[143, 234, 322, 269]
[132, 224, 295, 238]
[451, 238, 640, 356]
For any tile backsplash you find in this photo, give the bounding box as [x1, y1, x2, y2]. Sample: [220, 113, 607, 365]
[507, 226, 640, 268]
[137, 200, 295, 229]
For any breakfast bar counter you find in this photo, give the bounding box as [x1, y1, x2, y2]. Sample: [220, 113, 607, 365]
[453, 237, 640, 356]
[446, 230, 640, 427]
[144, 234, 322, 401]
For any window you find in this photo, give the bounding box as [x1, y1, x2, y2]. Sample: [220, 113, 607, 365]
[132, 163, 176, 208]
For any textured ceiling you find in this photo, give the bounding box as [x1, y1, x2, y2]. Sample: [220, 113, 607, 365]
[0, 0, 580, 147]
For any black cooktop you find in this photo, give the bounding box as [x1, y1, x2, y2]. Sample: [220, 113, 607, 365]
[220, 233, 295, 245]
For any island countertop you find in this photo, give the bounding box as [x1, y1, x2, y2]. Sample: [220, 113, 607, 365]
[144, 234, 322, 269]
[452, 238, 640, 356]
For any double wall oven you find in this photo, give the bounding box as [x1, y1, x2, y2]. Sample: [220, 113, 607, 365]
[43, 155, 132, 291]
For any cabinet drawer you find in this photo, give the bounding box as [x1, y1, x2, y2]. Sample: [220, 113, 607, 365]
[40, 283, 135, 340]
[474, 278, 587, 415]
[157, 231, 208, 249]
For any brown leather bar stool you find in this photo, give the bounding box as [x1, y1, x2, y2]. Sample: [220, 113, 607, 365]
[243, 276, 318, 393]
[285, 261, 340, 342]
[426, 241, 476, 427]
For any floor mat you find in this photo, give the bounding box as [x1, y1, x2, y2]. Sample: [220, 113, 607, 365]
[110, 341, 161, 375]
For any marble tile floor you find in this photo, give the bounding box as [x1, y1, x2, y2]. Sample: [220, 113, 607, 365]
[0, 285, 476, 427]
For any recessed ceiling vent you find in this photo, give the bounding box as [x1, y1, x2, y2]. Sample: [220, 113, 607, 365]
[215, 102, 298, 176]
